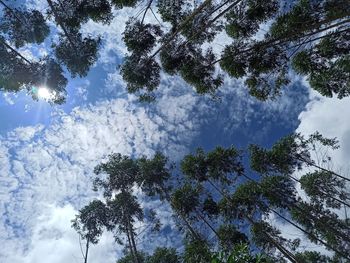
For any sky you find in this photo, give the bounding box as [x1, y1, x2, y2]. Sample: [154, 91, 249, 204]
[0, 1, 350, 262]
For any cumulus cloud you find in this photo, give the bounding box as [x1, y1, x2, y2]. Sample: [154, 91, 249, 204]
[0, 94, 200, 262]
[0, 1, 312, 262]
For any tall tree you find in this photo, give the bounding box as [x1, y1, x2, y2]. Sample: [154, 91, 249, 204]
[72, 200, 110, 263]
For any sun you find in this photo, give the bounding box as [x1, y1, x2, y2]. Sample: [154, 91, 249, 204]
[37, 87, 52, 100]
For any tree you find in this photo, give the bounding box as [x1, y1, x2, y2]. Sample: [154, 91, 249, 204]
[217, 225, 248, 252]
[47, 0, 101, 78]
[108, 191, 144, 263]
[72, 200, 110, 263]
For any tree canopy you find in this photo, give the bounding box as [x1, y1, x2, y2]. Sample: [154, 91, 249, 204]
[0, 0, 348, 103]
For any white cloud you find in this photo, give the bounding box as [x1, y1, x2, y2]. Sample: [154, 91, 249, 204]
[0, 94, 200, 262]
[0, 2, 313, 262]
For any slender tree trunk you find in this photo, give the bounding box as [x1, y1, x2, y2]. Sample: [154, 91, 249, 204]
[0, 38, 32, 64]
[128, 223, 140, 263]
[46, 0, 78, 51]
[141, 0, 154, 25]
[126, 229, 137, 263]
[0, 0, 25, 24]
[150, 0, 213, 58]
[207, 179, 227, 198]
[84, 237, 89, 263]
[197, 212, 220, 238]
[160, 185, 202, 241]
[245, 215, 299, 263]
[295, 154, 350, 183]
[241, 173, 350, 261]
[212, 17, 350, 65]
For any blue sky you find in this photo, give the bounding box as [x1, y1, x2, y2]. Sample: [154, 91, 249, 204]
[1, 1, 350, 262]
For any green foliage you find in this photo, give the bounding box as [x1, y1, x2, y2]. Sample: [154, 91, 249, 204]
[217, 225, 248, 251]
[181, 146, 243, 184]
[295, 250, 335, 263]
[220, 180, 265, 220]
[147, 247, 180, 263]
[211, 243, 271, 263]
[54, 33, 101, 77]
[259, 175, 296, 209]
[171, 183, 200, 217]
[107, 191, 144, 233]
[0, 8, 50, 48]
[292, 31, 350, 99]
[123, 20, 162, 54]
[93, 153, 139, 196]
[183, 238, 212, 263]
[120, 54, 160, 95]
[72, 200, 110, 244]
[136, 152, 172, 198]
[111, 0, 139, 9]
[178, 47, 223, 94]
[0, 38, 67, 104]
[76, 0, 113, 24]
[75, 133, 350, 262]
[0, 0, 348, 103]
[300, 171, 349, 209]
[225, 0, 278, 39]
[157, 0, 189, 27]
[203, 195, 220, 216]
[117, 251, 148, 263]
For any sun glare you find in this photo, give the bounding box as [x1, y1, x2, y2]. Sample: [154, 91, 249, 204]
[37, 87, 52, 100]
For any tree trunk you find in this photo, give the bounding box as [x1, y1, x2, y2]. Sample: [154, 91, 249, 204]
[141, 0, 154, 25]
[212, 17, 350, 65]
[150, 0, 213, 58]
[0, 39, 32, 64]
[126, 229, 137, 263]
[46, 0, 78, 51]
[295, 154, 350, 183]
[84, 237, 89, 263]
[128, 221, 140, 263]
[160, 185, 202, 241]
[197, 212, 220, 238]
[245, 215, 299, 263]
[0, 0, 24, 24]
